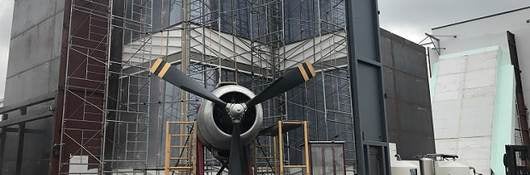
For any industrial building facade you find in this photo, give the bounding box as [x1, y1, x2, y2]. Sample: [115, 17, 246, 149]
[0, 0, 434, 174]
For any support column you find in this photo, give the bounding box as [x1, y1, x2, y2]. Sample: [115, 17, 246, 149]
[179, 0, 190, 141]
[345, 0, 390, 174]
[15, 124, 25, 175]
[0, 127, 5, 175]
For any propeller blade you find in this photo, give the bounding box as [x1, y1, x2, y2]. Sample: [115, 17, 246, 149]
[247, 60, 316, 106]
[228, 121, 244, 175]
[216, 164, 226, 175]
[150, 58, 227, 107]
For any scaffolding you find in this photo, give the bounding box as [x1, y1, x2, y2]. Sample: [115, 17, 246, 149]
[55, 0, 155, 174]
[164, 121, 196, 175]
[54, 0, 113, 174]
[254, 120, 311, 175]
[55, 0, 352, 174]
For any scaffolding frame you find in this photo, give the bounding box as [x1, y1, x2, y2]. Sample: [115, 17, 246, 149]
[54, 0, 113, 174]
[101, 0, 154, 173]
[54, 0, 156, 174]
[54, 0, 353, 174]
[164, 121, 196, 175]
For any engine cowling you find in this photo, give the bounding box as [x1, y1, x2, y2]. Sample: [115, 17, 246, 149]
[197, 85, 263, 151]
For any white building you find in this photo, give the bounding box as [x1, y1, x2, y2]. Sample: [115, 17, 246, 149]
[429, 6, 530, 175]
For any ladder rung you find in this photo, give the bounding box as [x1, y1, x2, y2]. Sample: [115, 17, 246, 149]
[126, 141, 146, 143]
[284, 165, 307, 168]
[257, 145, 272, 147]
[171, 134, 191, 137]
[170, 157, 191, 160]
[128, 131, 147, 134]
[171, 145, 190, 148]
[169, 166, 193, 169]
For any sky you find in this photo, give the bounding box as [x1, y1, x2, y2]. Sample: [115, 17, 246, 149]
[0, 0, 13, 100]
[0, 0, 529, 99]
[378, 0, 530, 42]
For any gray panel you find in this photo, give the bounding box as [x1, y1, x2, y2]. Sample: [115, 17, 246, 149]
[52, 12, 64, 59]
[398, 103, 431, 133]
[397, 131, 435, 159]
[380, 30, 435, 160]
[358, 63, 385, 141]
[395, 71, 429, 105]
[1, 127, 19, 175]
[368, 147, 386, 174]
[7, 17, 57, 78]
[385, 98, 400, 142]
[20, 118, 54, 175]
[351, 0, 378, 61]
[4, 59, 59, 106]
[6, 0, 64, 106]
[392, 42, 428, 78]
[11, 0, 59, 37]
[382, 67, 395, 98]
[380, 36, 393, 67]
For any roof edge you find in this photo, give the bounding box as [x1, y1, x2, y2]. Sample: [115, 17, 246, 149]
[432, 6, 530, 30]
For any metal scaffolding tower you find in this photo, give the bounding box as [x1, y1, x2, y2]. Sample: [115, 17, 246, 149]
[53, 0, 353, 174]
[53, 0, 155, 174]
[53, 0, 113, 173]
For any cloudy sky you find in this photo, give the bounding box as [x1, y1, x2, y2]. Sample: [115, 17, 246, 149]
[378, 0, 530, 42]
[0, 0, 529, 99]
[0, 0, 13, 100]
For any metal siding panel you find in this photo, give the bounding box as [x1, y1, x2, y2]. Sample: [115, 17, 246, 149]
[358, 63, 385, 141]
[382, 67, 395, 98]
[351, 1, 378, 61]
[20, 118, 54, 175]
[1, 128, 19, 175]
[346, 0, 389, 173]
[380, 36, 393, 67]
[381, 31, 435, 160]
[10, 0, 58, 37]
[393, 42, 428, 78]
[385, 98, 399, 142]
[395, 71, 429, 105]
[397, 130, 435, 159]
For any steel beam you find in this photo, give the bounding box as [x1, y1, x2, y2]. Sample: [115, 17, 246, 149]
[0, 109, 53, 128]
[507, 31, 530, 145]
[345, 0, 390, 174]
[0, 128, 5, 175]
[15, 124, 25, 175]
[0, 92, 55, 115]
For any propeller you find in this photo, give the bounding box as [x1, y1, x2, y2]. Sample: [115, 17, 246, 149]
[149, 58, 227, 107]
[246, 60, 316, 107]
[229, 120, 244, 175]
[150, 58, 316, 175]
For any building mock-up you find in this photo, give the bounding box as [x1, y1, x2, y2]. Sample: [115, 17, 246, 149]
[429, 6, 530, 175]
